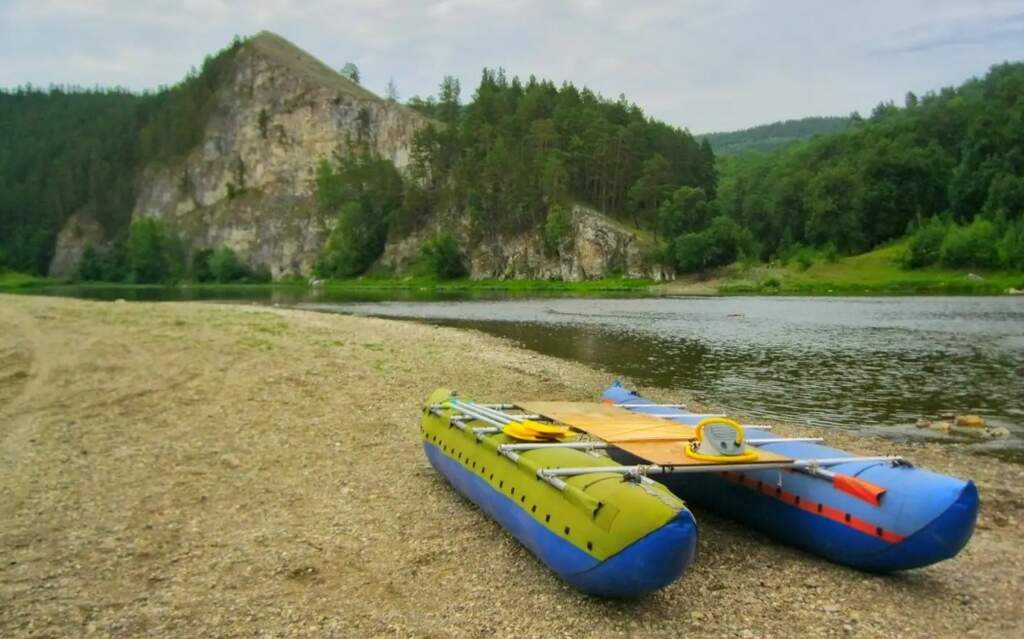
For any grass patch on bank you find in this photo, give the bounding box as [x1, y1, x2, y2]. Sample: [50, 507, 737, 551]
[716, 242, 1024, 295]
[0, 271, 54, 289]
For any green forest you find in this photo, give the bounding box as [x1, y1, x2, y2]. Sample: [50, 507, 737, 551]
[714, 62, 1024, 270]
[0, 37, 244, 277]
[315, 69, 718, 278]
[404, 70, 716, 232]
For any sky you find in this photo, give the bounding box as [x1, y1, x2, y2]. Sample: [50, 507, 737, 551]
[2, 0, 1024, 133]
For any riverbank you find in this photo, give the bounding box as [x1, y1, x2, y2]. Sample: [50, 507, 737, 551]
[8, 239, 1024, 298]
[1, 294, 1020, 638]
[660, 243, 1024, 295]
[0, 271, 655, 295]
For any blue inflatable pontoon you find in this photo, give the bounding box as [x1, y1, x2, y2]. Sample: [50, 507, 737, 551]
[602, 383, 978, 572]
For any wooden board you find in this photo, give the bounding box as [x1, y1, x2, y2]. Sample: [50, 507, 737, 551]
[515, 401, 791, 467]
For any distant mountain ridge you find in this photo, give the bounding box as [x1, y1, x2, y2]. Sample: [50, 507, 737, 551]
[699, 116, 850, 155]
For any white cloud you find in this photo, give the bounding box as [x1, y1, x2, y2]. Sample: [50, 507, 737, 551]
[1, 0, 1022, 131]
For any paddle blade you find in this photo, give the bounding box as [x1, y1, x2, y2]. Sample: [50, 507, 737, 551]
[833, 474, 886, 506]
[502, 422, 546, 441]
[520, 419, 571, 437]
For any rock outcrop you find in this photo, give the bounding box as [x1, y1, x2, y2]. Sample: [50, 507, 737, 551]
[378, 205, 667, 281]
[129, 32, 428, 278]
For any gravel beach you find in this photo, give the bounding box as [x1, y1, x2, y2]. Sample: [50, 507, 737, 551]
[1, 294, 1021, 638]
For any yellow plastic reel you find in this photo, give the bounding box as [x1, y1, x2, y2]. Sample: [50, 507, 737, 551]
[684, 416, 760, 463]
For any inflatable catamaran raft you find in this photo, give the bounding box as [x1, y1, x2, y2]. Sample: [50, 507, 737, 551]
[601, 383, 979, 572]
[421, 387, 977, 597]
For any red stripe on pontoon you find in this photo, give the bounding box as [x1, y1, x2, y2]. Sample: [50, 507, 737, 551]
[720, 471, 905, 544]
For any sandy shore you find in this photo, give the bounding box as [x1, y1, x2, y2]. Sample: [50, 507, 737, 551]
[1, 294, 1021, 638]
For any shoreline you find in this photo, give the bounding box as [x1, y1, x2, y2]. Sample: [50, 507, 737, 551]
[6, 279, 1024, 299]
[1, 295, 1021, 637]
[5, 265, 1024, 298]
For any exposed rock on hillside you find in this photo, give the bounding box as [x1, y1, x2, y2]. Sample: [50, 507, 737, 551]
[378, 206, 667, 281]
[131, 32, 428, 278]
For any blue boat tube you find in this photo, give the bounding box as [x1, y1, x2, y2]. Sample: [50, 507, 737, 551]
[602, 383, 978, 572]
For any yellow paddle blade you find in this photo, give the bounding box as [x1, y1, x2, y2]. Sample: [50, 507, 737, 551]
[502, 422, 549, 441]
[520, 419, 571, 438]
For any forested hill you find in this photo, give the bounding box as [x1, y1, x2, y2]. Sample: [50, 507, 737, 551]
[699, 116, 850, 155]
[711, 62, 1024, 271]
[403, 70, 717, 235]
[316, 69, 718, 279]
[0, 31, 716, 281]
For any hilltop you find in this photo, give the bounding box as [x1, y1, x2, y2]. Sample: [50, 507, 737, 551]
[699, 116, 851, 155]
[245, 31, 379, 101]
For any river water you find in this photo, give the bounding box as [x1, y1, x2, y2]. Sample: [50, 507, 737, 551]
[22, 287, 1024, 453]
[303, 295, 1024, 453]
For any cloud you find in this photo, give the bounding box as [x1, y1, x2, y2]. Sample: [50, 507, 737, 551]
[1, 0, 1023, 131]
[875, 3, 1024, 54]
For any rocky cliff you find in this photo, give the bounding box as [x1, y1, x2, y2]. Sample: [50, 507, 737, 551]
[50, 32, 427, 278]
[128, 32, 427, 278]
[50, 31, 658, 281]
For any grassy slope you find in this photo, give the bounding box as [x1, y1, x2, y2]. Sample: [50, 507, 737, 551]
[0, 271, 52, 290]
[692, 242, 1024, 294]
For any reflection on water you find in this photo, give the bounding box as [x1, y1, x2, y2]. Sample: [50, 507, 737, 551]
[308, 296, 1024, 450]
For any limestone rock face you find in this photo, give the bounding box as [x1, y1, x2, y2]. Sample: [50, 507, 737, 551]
[130, 34, 427, 278]
[378, 206, 667, 281]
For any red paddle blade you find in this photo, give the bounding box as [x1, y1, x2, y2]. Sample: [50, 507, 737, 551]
[833, 474, 886, 506]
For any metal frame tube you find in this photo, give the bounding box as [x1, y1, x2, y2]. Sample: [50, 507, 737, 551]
[461, 402, 535, 423]
[449, 401, 512, 425]
[454, 410, 503, 428]
[538, 456, 905, 480]
[499, 442, 610, 452]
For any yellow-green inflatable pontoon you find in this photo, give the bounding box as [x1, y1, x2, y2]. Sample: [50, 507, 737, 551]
[420, 389, 697, 598]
